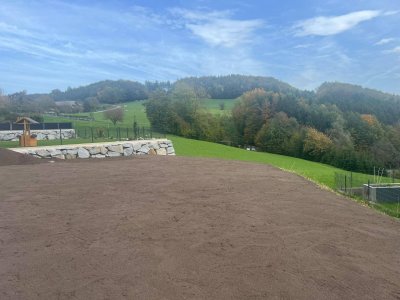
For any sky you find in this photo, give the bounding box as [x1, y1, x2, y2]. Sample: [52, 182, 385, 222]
[0, 0, 399, 95]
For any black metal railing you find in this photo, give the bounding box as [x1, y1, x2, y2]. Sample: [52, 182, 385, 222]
[0, 122, 73, 131]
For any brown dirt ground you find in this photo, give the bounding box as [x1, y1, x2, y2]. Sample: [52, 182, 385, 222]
[0, 156, 399, 300]
[0, 148, 46, 166]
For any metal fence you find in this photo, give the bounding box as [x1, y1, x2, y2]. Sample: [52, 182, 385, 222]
[335, 171, 400, 218]
[335, 170, 400, 205]
[74, 126, 165, 141]
[0, 122, 73, 131]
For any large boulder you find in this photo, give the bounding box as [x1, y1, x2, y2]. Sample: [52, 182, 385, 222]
[48, 149, 62, 157]
[156, 148, 167, 155]
[77, 147, 90, 158]
[123, 143, 134, 148]
[108, 144, 123, 153]
[167, 147, 175, 155]
[108, 151, 121, 157]
[36, 149, 50, 158]
[149, 141, 160, 150]
[88, 146, 101, 155]
[132, 142, 141, 152]
[123, 147, 134, 156]
[100, 146, 108, 155]
[65, 153, 76, 159]
[139, 144, 150, 154]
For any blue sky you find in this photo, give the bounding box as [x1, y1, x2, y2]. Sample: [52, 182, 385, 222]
[0, 0, 399, 94]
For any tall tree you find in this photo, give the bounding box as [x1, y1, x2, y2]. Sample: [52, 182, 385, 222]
[104, 107, 124, 125]
[232, 88, 270, 145]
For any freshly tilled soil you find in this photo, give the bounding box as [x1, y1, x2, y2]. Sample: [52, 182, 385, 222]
[0, 148, 45, 166]
[0, 156, 399, 299]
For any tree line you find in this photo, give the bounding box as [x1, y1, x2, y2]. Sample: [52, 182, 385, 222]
[2, 75, 400, 124]
[145, 84, 400, 173]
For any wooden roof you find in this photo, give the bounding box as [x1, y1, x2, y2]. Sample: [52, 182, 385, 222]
[15, 117, 39, 124]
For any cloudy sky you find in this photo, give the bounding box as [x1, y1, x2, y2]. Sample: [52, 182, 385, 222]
[0, 0, 399, 94]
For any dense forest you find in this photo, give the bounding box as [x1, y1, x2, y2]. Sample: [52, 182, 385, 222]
[144, 79, 400, 173]
[1, 75, 400, 172]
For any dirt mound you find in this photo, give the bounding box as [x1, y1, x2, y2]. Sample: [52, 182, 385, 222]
[0, 148, 45, 166]
[1, 156, 399, 299]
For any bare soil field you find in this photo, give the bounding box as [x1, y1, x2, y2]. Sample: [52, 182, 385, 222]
[0, 156, 399, 299]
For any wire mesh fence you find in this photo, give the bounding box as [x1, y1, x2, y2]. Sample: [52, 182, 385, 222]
[334, 170, 400, 217]
[74, 125, 165, 142]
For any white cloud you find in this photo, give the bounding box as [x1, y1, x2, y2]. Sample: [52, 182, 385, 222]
[294, 44, 312, 49]
[388, 46, 400, 54]
[172, 9, 264, 47]
[375, 38, 395, 45]
[383, 10, 400, 16]
[294, 10, 384, 36]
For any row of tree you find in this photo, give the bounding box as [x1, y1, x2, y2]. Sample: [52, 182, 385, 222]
[145, 85, 400, 173]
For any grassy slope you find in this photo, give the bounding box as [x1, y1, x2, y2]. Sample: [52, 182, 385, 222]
[44, 101, 150, 128]
[43, 99, 236, 128]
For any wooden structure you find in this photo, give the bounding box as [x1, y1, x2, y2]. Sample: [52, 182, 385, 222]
[15, 117, 38, 147]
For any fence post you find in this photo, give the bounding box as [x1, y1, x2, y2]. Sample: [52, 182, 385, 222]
[59, 128, 63, 145]
[350, 172, 353, 196]
[126, 127, 129, 139]
[84, 128, 87, 138]
[133, 122, 137, 140]
[344, 175, 347, 194]
[91, 127, 94, 143]
[367, 180, 370, 201]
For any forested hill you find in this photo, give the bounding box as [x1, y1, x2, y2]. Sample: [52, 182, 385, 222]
[49, 80, 150, 103]
[174, 75, 311, 99]
[317, 82, 400, 125]
[3, 75, 400, 125]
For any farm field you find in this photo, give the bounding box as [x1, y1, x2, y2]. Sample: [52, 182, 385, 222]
[1, 156, 399, 299]
[44, 100, 150, 128]
[43, 99, 238, 128]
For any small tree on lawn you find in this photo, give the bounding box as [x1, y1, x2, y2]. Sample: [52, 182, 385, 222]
[104, 107, 124, 126]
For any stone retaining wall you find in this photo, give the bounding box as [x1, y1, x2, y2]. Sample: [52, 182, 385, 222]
[0, 129, 76, 141]
[11, 139, 175, 159]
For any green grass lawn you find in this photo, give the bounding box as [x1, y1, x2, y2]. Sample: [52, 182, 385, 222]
[44, 100, 150, 128]
[44, 99, 235, 127]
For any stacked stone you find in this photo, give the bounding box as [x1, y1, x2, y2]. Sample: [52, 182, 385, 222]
[0, 129, 76, 141]
[23, 140, 175, 159]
